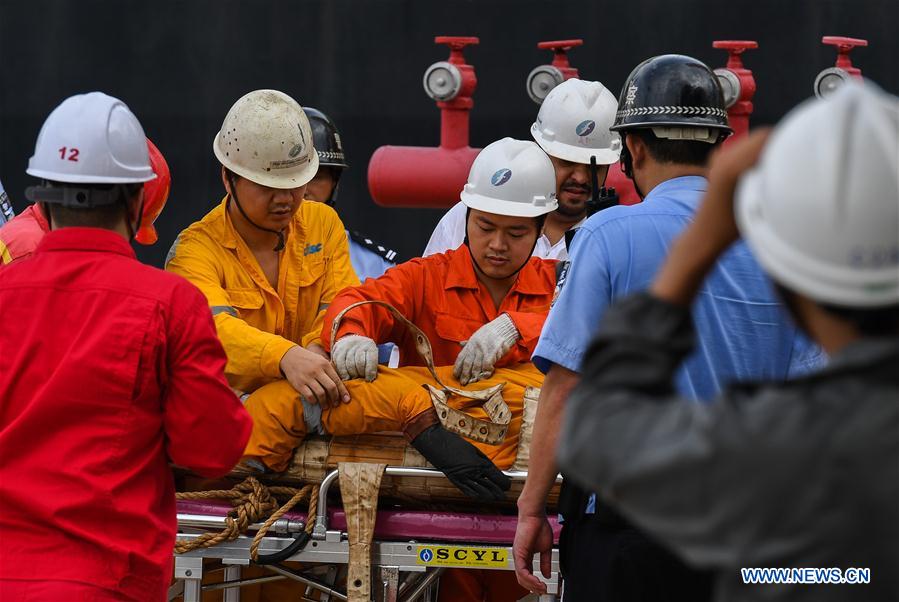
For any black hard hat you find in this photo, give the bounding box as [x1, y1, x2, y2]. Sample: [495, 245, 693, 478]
[611, 54, 732, 134]
[303, 107, 348, 169]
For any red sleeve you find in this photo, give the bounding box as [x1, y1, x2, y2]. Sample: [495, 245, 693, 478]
[164, 282, 253, 477]
[321, 260, 426, 352]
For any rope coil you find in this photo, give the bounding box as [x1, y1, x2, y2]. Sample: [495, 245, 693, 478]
[174, 477, 318, 561]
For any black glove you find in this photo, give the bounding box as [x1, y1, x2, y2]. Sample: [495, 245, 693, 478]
[410, 424, 511, 501]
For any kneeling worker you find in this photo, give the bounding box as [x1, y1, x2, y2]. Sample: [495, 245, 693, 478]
[166, 89, 359, 408]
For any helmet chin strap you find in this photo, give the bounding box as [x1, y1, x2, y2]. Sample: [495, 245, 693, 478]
[463, 208, 540, 281]
[227, 172, 285, 252]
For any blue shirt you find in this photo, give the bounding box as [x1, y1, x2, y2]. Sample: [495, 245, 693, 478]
[346, 230, 397, 365]
[534, 175, 821, 402]
[348, 231, 395, 283]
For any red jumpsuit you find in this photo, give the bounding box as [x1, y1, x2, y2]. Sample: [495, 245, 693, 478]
[0, 228, 253, 601]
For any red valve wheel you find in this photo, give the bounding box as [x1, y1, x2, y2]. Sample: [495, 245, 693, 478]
[713, 40, 759, 53]
[537, 39, 583, 51]
[435, 36, 480, 49]
[822, 36, 868, 51]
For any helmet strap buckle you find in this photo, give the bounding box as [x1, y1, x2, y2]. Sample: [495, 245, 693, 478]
[25, 184, 121, 208]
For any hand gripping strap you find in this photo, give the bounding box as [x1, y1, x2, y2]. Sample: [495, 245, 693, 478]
[330, 300, 511, 445]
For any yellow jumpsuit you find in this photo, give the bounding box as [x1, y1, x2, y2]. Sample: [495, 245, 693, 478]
[165, 197, 359, 394]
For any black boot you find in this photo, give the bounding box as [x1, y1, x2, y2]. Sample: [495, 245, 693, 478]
[410, 424, 511, 501]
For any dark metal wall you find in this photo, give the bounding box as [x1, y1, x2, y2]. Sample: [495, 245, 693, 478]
[1, 0, 896, 266]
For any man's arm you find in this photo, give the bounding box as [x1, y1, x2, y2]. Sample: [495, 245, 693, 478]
[167, 231, 348, 406]
[513, 364, 579, 593]
[301, 206, 360, 349]
[505, 308, 549, 356]
[166, 233, 295, 381]
[164, 284, 253, 477]
[321, 258, 425, 351]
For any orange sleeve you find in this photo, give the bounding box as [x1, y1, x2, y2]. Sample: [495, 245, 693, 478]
[322, 259, 428, 351]
[505, 310, 549, 355]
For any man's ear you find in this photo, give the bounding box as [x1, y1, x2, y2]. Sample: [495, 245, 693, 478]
[626, 134, 647, 173]
[221, 166, 233, 196]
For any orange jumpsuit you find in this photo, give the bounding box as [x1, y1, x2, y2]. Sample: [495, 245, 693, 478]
[316, 247, 556, 602]
[322, 246, 556, 367]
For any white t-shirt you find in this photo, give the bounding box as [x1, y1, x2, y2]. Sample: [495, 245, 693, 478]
[423, 201, 579, 260]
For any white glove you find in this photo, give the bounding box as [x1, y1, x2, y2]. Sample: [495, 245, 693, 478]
[453, 313, 520, 385]
[331, 335, 379, 382]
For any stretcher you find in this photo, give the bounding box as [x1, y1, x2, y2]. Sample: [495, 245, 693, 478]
[170, 466, 563, 602]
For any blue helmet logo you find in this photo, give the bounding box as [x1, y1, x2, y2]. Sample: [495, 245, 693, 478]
[491, 168, 512, 186]
[576, 120, 596, 136]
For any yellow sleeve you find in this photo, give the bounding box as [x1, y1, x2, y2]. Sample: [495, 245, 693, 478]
[166, 231, 296, 383]
[300, 206, 360, 348]
[0, 240, 12, 265]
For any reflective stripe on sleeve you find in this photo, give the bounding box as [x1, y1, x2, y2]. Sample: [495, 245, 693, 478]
[211, 305, 238, 317]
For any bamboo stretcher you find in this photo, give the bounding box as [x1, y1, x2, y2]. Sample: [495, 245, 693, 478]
[227, 431, 561, 509]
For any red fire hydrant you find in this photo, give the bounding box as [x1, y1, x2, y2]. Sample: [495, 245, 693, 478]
[526, 39, 583, 104]
[713, 40, 758, 141]
[368, 36, 482, 208]
[814, 36, 867, 98]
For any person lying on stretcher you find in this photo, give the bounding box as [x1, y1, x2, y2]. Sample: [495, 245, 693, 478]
[243, 138, 561, 500]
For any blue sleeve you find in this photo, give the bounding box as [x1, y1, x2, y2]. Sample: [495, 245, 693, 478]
[787, 332, 827, 378]
[349, 240, 395, 283]
[532, 226, 613, 373]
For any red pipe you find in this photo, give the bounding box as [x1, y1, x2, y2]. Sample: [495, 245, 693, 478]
[369, 36, 481, 208]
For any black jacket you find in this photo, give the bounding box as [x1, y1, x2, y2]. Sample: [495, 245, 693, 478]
[559, 293, 899, 602]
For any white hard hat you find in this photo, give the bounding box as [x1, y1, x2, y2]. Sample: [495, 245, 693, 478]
[27, 92, 155, 184]
[737, 82, 899, 308]
[530, 78, 621, 165]
[460, 138, 558, 218]
[213, 89, 319, 190]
